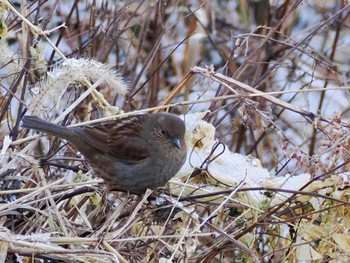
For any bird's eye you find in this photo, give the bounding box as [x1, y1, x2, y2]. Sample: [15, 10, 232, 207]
[160, 129, 166, 135]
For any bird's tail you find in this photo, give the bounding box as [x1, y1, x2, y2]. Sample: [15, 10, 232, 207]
[22, 116, 75, 141]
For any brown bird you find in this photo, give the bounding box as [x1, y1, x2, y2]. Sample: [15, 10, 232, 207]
[22, 113, 187, 194]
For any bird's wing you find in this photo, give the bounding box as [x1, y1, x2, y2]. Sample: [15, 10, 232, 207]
[78, 115, 150, 163]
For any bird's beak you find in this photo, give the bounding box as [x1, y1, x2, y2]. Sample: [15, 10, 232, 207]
[172, 138, 181, 149]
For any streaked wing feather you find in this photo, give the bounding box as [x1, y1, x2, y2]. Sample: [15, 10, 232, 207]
[78, 115, 149, 163]
[75, 126, 109, 153]
[107, 115, 149, 162]
[108, 135, 149, 162]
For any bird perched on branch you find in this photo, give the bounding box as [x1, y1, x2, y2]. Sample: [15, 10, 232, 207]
[22, 113, 187, 194]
